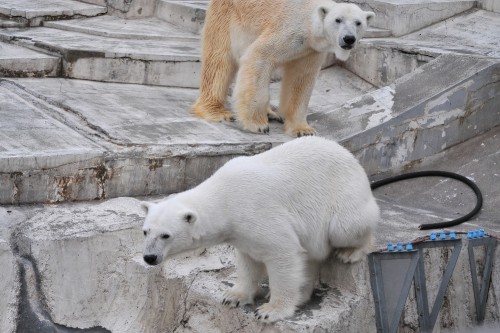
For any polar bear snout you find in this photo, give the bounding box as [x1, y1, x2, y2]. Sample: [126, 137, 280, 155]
[341, 35, 356, 49]
[143, 254, 158, 265]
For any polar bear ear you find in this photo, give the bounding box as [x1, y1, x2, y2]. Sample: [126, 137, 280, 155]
[140, 201, 153, 213]
[318, 6, 329, 20]
[365, 11, 375, 23]
[183, 211, 197, 224]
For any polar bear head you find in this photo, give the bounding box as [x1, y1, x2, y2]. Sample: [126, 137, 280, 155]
[311, 2, 375, 61]
[141, 199, 199, 266]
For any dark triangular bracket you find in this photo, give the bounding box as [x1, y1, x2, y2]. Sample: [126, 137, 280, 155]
[413, 239, 462, 333]
[368, 251, 420, 333]
[468, 237, 497, 324]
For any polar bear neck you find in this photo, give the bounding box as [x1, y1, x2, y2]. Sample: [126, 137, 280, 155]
[176, 186, 234, 248]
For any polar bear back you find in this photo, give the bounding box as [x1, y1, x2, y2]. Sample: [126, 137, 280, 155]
[187, 137, 378, 259]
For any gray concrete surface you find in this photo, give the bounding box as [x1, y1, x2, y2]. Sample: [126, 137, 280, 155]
[0, 42, 60, 77]
[350, 0, 476, 36]
[44, 15, 199, 41]
[364, 9, 500, 58]
[479, 0, 500, 13]
[0, 62, 380, 204]
[3, 49, 498, 205]
[0, 26, 201, 87]
[0, 0, 106, 26]
[156, 0, 208, 34]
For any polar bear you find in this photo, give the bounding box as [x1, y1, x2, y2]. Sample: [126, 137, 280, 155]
[141, 136, 379, 322]
[191, 0, 374, 137]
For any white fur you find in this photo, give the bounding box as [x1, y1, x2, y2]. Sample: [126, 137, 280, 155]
[311, 2, 375, 60]
[142, 137, 380, 322]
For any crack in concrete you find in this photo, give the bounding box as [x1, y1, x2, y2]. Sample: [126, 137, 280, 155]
[173, 271, 201, 332]
[0, 79, 121, 148]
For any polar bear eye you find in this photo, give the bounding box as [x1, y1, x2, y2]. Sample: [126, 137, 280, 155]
[335, 18, 342, 23]
[143, 230, 147, 237]
[160, 234, 170, 240]
[355, 21, 362, 26]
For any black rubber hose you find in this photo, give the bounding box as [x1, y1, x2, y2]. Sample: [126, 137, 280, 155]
[370, 170, 483, 230]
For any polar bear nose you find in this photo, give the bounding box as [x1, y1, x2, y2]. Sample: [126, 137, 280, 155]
[343, 35, 356, 45]
[143, 254, 158, 265]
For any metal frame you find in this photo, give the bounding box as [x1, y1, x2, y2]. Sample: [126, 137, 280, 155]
[368, 251, 420, 333]
[413, 239, 462, 333]
[369, 236, 497, 332]
[468, 237, 497, 324]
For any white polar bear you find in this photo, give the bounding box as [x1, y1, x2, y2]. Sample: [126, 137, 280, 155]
[141, 136, 380, 322]
[192, 0, 375, 136]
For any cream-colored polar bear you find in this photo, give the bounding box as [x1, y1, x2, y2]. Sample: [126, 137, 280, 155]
[191, 0, 374, 136]
[141, 136, 379, 322]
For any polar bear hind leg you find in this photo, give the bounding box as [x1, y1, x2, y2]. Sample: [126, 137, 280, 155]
[223, 250, 266, 307]
[191, 0, 236, 122]
[281, 52, 326, 137]
[329, 200, 379, 263]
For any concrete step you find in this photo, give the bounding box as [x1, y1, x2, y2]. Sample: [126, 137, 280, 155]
[155, 0, 391, 37]
[1, 51, 499, 204]
[0, 41, 60, 77]
[80, 0, 157, 18]
[0, 64, 375, 204]
[2, 123, 500, 332]
[371, 9, 500, 59]
[44, 15, 199, 41]
[0, 16, 27, 28]
[156, 0, 208, 34]
[0, 26, 201, 87]
[0, 0, 107, 26]
[351, 0, 476, 36]
[479, 0, 500, 13]
[343, 9, 500, 88]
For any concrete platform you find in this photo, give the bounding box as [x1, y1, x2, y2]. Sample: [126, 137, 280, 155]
[1, 49, 498, 204]
[0, 0, 106, 26]
[351, 0, 476, 36]
[363, 9, 500, 58]
[156, 0, 208, 34]
[0, 62, 377, 204]
[0, 26, 201, 87]
[0, 41, 60, 77]
[44, 15, 199, 41]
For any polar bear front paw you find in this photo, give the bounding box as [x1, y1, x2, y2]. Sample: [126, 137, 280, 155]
[242, 122, 270, 134]
[239, 114, 270, 134]
[222, 288, 255, 308]
[192, 103, 235, 122]
[254, 302, 295, 323]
